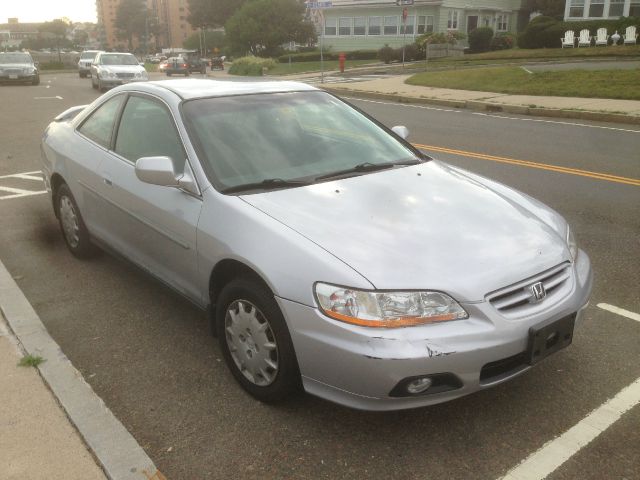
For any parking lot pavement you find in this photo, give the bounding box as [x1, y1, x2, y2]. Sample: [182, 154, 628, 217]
[0, 73, 638, 479]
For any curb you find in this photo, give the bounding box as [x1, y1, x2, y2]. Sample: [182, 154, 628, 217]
[321, 87, 640, 126]
[0, 259, 163, 480]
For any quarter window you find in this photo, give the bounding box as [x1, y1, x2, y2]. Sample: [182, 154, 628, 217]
[114, 96, 186, 171]
[77, 95, 124, 148]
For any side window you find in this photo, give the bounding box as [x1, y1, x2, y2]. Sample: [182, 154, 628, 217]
[77, 95, 124, 148]
[114, 95, 187, 172]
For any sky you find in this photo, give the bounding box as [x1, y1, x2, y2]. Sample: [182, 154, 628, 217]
[1, 0, 97, 24]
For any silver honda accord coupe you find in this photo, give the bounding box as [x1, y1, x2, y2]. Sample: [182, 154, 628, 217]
[41, 80, 593, 410]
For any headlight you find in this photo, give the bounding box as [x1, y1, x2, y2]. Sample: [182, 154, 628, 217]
[566, 226, 578, 261]
[99, 69, 116, 79]
[24, 68, 35, 74]
[135, 71, 148, 79]
[315, 283, 468, 328]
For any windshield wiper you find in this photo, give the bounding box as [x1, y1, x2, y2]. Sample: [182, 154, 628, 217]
[314, 158, 424, 182]
[220, 178, 312, 194]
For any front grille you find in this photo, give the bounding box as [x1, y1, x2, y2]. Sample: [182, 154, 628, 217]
[5, 69, 22, 75]
[116, 72, 134, 79]
[487, 262, 571, 318]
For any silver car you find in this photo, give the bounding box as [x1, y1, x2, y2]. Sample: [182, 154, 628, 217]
[78, 50, 102, 78]
[40, 80, 592, 411]
[90, 52, 148, 92]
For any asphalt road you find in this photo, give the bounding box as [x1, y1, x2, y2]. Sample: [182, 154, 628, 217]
[0, 73, 638, 480]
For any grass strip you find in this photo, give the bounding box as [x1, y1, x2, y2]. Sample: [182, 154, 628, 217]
[406, 67, 640, 100]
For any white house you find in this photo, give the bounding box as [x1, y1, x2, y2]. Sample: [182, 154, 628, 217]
[564, 0, 639, 20]
[308, 0, 524, 50]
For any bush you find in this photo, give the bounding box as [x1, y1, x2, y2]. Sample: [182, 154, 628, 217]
[277, 49, 378, 63]
[228, 56, 276, 76]
[468, 27, 494, 52]
[491, 32, 516, 50]
[378, 44, 396, 64]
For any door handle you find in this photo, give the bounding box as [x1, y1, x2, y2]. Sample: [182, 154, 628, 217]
[103, 178, 113, 186]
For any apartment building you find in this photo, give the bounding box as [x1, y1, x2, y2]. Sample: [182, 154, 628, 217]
[96, 0, 198, 51]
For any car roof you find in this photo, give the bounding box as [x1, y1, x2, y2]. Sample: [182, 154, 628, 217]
[130, 79, 319, 100]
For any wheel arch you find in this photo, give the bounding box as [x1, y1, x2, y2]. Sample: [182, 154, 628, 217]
[50, 173, 67, 218]
[208, 258, 275, 335]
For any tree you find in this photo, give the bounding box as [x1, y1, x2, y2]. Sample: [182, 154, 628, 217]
[183, 30, 226, 54]
[187, 0, 246, 28]
[39, 19, 70, 62]
[225, 0, 316, 56]
[115, 0, 147, 50]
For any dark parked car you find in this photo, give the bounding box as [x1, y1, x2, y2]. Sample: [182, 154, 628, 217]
[186, 57, 207, 74]
[0, 52, 40, 85]
[165, 57, 190, 76]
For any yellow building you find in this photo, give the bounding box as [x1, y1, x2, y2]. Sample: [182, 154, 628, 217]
[96, 0, 199, 51]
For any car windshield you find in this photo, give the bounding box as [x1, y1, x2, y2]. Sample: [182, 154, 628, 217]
[183, 91, 420, 191]
[80, 52, 97, 60]
[0, 53, 32, 64]
[100, 54, 138, 65]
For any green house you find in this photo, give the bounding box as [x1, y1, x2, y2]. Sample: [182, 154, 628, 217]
[308, 0, 525, 50]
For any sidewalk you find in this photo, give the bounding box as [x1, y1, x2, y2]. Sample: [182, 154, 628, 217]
[0, 260, 162, 480]
[0, 315, 107, 479]
[316, 74, 640, 125]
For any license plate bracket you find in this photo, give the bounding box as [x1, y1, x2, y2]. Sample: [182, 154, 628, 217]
[527, 313, 576, 365]
[9, 74, 18, 79]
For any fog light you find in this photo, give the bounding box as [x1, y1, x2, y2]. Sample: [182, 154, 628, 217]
[406, 377, 433, 394]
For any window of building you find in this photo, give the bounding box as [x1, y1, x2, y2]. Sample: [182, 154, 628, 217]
[324, 18, 337, 36]
[417, 16, 434, 34]
[384, 16, 398, 35]
[368, 16, 381, 35]
[608, 0, 625, 15]
[569, 0, 585, 17]
[354, 17, 366, 35]
[339, 17, 352, 35]
[483, 15, 491, 27]
[588, 0, 604, 16]
[402, 15, 415, 35]
[447, 10, 459, 29]
[496, 14, 508, 31]
[629, 0, 640, 16]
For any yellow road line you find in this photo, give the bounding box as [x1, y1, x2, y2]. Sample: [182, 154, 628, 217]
[414, 143, 640, 187]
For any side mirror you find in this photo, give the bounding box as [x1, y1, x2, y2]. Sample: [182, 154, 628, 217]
[391, 125, 410, 140]
[34, 61, 40, 68]
[135, 156, 179, 187]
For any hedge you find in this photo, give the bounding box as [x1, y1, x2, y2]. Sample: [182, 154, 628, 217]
[277, 49, 378, 63]
[228, 56, 276, 76]
[468, 27, 494, 52]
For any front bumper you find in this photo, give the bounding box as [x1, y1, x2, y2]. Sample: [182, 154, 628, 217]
[0, 73, 37, 83]
[98, 77, 147, 88]
[278, 251, 593, 411]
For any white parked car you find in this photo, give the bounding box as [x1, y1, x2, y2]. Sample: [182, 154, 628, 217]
[77, 50, 102, 78]
[90, 52, 148, 91]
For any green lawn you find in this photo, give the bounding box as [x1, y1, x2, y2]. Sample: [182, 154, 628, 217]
[267, 59, 378, 75]
[406, 66, 640, 100]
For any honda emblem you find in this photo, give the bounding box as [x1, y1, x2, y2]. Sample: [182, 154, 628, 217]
[530, 282, 546, 302]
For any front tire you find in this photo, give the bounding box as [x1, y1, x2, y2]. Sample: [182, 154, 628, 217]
[32, 75, 40, 85]
[55, 184, 98, 259]
[216, 277, 301, 403]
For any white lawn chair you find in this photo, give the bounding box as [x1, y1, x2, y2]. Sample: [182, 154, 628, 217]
[623, 26, 638, 45]
[594, 28, 609, 46]
[561, 30, 575, 48]
[577, 29, 592, 47]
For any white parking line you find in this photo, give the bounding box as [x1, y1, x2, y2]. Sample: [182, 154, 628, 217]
[501, 377, 640, 480]
[0, 170, 47, 201]
[597, 303, 640, 322]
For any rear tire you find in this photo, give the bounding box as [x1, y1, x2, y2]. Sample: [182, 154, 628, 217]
[55, 183, 98, 259]
[216, 277, 301, 403]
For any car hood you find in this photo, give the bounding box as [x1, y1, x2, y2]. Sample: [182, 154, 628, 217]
[99, 65, 145, 73]
[240, 161, 569, 302]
